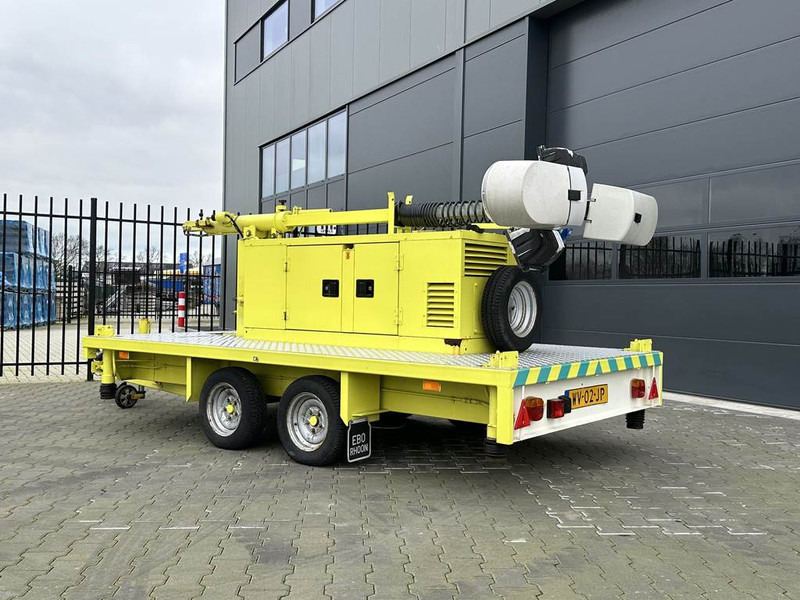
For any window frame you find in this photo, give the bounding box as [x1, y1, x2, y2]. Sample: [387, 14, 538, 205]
[312, 0, 344, 22]
[233, 0, 290, 84]
[259, 109, 348, 208]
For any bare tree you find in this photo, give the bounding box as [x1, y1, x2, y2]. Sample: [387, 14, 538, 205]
[136, 245, 160, 265]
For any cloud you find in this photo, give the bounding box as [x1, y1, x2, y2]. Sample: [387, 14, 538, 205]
[0, 0, 225, 212]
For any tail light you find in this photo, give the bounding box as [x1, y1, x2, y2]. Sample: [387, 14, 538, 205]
[631, 378, 646, 398]
[514, 396, 544, 430]
[547, 398, 566, 419]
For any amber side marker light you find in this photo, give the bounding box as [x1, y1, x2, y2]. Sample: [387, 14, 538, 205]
[118, 351, 130, 360]
[422, 380, 441, 392]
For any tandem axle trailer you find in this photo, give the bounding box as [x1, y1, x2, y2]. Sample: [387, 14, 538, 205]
[83, 330, 662, 466]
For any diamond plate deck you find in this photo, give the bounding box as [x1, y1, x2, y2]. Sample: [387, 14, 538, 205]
[110, 331, 643, 371]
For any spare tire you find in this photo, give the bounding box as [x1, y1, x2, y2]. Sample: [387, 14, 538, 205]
[481, 266, 540, 352]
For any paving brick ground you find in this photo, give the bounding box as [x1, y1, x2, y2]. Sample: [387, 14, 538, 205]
[0, 382, 799, 599]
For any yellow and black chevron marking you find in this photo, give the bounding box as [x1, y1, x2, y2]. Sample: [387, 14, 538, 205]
[514, 352, 663, 387]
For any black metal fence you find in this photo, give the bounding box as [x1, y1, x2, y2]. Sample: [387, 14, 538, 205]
[0, 194, 225, 379]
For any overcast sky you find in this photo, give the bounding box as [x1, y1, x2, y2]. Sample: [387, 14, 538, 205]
[0, 0, 225, 213]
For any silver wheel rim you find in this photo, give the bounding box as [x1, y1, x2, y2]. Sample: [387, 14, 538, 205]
[286, 392, 328, 452]
[206, 382, 242, 437]
[508, 280, 537, 337]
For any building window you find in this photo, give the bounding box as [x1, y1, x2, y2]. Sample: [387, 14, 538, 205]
[290, 130, 307, 190]
[709, 226, 800, 277]
[234, 25, 260, 81]
[234, 1, 288, 83]
[307, 121, 326, 184]
[549, 241, 613, 281]
[313, 0, 341, 20]
[261, 144, 275, 198]
[619, 235, 702, 279]
[275, 138, 290, 194]
[263, 2, 289, 59]
[327, 111, 347, 178]
[260, 110, 347, 204]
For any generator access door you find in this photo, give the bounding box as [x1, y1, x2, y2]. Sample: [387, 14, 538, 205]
[286, 244, 344, 332]
[346, 242, 399, 336]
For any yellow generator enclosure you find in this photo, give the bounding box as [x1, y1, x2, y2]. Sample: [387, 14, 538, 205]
[236, 229, 513, 353]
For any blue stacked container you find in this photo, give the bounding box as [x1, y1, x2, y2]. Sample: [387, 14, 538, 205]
[34, 295, 55, 325]
[1, 293, 15, 329]
[0, 221, 35, 254]
[36, 227, 50, 258]
[1, 252, 20, 289]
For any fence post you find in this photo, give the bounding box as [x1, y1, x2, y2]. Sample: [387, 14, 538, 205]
[86, 197, 98, 381]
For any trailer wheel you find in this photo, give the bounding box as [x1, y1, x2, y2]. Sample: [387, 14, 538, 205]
[481, 266, 539, 352]
[200, 367, 267, 450]
[278, 376, 346, 466]
[114, 383, 138, 409]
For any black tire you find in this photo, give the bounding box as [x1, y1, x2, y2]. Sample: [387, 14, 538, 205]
[114, 383, 138, 409]
[199, 367, 267, 450]
[277, 376, 346, 466]
[481, 266, 540, 352]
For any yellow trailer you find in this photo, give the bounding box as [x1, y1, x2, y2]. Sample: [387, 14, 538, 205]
[83, 154, 663, 466]
[83, 329, 662, 465]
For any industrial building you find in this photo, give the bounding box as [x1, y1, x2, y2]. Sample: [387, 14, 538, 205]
[223, 0, 800, 408]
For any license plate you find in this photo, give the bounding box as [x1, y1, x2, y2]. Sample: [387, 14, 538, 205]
[347, 419, 371, 463]
[567, 384, 609, 409]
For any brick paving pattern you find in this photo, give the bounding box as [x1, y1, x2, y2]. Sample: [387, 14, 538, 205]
[0, 382, 798, 599]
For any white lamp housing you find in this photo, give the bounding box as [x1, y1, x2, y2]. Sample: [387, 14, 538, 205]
[481, 161, 588, 229]
[584, 184, 658, 246]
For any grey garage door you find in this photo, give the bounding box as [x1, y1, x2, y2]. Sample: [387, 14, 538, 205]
[541, 0, 800, 408]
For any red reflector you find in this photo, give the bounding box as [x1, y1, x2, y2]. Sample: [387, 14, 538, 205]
[631, 378, 646, 399]
[547, 398, 565, 419]
[649, 378, 660, 400]
[514, 397, 544, 430]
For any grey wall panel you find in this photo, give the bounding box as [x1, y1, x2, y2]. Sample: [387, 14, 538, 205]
[549, 0, 728, 67]
[549, 35, 800, 150]
[329, 0, 355, 108]
[308, 18, 331, 119]
[710, 162, 800, 224]
[244, 79, 261, 205]
[327, 179, 346, 210]
[445, 0, 466, 51]
[273, 50, 292, 137]
[462, 121, 524, 202]
[289, 0, 311, 38]
[549, 0, 800, 111]
[543, 282, 800, 346]
[347, 144, 454, 210]
[465, 18, 525, 59]
[379, 0, 412, 80]
[465, 0, 491, 41]
[348, 69, 455, 172]
[257, 60, 276, 145]
[463, 34, 527, 136]
[578, 97, 800, 188]
[489, 0, 550, 28]
[307, 184, 326, 209]
[541, 326, 800, 409]
[636, 179, 708, 230]
[353, 0, 381, 95]
[410, 0, 447, 68]
[290, 33, 311, 126]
